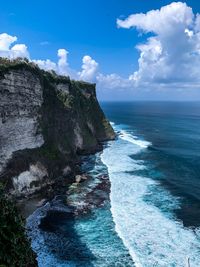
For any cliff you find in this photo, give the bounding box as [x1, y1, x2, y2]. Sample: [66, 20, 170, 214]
[0, 58, 115, 266]
[0, 58, 115, 198]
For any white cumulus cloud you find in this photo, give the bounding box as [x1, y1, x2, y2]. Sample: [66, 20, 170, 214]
[97, 73, 132, 89]
[0, 33, 17, 50]
[11, 44, 29, 59]
[117, 2, 193, 34]
[0, 33, 128, 88]
[57, 49, 69, 75]
[0, 33, 29, 59]
[78, 55, 98, 82]
[117, 2, 200, 87]
[34, 49, 74, 77]
[32, 59, 57, 72]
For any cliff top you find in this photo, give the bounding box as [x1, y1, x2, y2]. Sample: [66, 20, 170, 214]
[0, 57, 96, 90]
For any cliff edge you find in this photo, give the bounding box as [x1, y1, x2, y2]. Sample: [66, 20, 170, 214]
[0, 58, 115, 197]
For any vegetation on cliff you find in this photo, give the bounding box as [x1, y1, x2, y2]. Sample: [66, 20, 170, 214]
[0, 185, 37, 267]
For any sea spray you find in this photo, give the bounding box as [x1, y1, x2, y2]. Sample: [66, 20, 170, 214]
[101, 123, 200, 267]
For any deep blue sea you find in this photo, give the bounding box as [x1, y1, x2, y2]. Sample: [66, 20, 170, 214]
[27, 102, 200, 267]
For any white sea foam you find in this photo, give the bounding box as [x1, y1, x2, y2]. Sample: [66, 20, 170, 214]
[101, 124, 200, 267]
[119, 130, 151, 149]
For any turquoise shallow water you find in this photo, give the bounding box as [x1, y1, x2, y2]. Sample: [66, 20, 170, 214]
[74, 204, 134, 267]
[27, 152, 134, 267]
[28, 102, 200, 266]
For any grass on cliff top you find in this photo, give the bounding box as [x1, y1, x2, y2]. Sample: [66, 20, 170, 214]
[0, 57, 95, 90]
[0, 57, 70, 83]
[0, 184, 37, 267]
[71, 79, 96, 90]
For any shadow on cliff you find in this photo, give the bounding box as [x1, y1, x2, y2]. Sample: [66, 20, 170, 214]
[39, 208, 96, 267]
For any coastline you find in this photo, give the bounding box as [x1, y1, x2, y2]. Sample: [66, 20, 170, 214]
[25, 115, 200, 267]
[18, 145, 112, 219]
[26, 140, 134, 267]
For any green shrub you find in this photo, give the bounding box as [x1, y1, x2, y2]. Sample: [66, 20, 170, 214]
[57, 90, 74, 108]
[0, 185, 37, 267]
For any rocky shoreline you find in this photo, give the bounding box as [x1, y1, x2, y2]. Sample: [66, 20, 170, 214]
[16, 150, 111, 218]
[26, 142, 135, 267]
[26, 152, 111, 265]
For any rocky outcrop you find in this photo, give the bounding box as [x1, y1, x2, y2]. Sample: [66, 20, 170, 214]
[0, 59, 115, 197]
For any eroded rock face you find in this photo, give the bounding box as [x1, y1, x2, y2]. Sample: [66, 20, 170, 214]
[0, 69, 44, 173]
[56, 82, 70, 94]
[0, 62, 115, 197]
[12, 162, 48, 196]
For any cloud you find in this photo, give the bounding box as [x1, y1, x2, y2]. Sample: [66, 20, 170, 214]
[57, 49, 69, 75]
[0, 33, 17, 50]
[33, 49, 69, 75]
[32, 59, 57, 72]
[0, 33, 128, 89]
[11, 44, 29, 59]
[2, 2, 200, 101]
[78, 55, 98, 82]
[117, 2, 193, 34]
[97, 73, 132, 89]
[0, 34, 75, 79]
[0, 32, 129, 95]
[117, 2, 200, 87]
[33, 49, 72, 77]
[0, 33, 29, 59]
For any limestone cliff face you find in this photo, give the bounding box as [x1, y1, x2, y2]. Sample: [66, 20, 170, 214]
[0, 60, 115, 197]
[0, 69, 44, 173]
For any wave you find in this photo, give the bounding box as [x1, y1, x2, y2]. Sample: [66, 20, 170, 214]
[26, 154, 134, 267]
[111, 122, 151, 149]
[101, 123, 200, 267]
[119, 130, 151, 149]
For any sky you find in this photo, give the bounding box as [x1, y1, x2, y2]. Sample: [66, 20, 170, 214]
[1, 0, 200, 100]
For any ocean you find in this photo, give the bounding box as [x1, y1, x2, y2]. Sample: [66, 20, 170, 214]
[27, 101, 200, 267]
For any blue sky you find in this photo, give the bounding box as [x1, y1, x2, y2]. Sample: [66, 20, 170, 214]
[1, 0, 200, 100]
